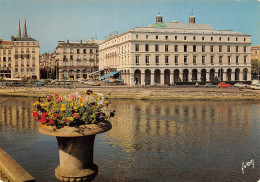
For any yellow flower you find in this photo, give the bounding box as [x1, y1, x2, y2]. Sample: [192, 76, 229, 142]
[41, 103, 45, 107]
[105, 101, 109, 105]
[45, 102, 49, 106]
[61, 107, 66, 111]
[61, 104, 66, 107]
[79, 97, 83, 102]
[70, 103, 73, 107]
[49, 90, 52, 93]
[83, 90, 86, 94]
[73, 107, 77, 110]
[68, 99, 72, 102]
[79, 103, 83, 107]
[74, 86, 76, 89]
[33, 101, 39, 106]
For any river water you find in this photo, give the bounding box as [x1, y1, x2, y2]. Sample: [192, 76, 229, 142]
[0, 96, 259, 182]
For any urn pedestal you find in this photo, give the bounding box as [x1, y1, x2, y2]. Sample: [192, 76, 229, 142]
[38, 121, 112, 182]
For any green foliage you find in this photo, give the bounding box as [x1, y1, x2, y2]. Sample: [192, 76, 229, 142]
[251, 59, 260, 77]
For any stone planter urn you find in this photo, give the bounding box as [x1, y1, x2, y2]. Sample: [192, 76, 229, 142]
[38, 121, 112, 182]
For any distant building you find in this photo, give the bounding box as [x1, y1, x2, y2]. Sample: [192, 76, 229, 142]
[55, 39, 101, 80]
[39, 53, 57, 79]
[0, 18, 40, 79]
[99, 13, 252, 86]
[251, 45, 260, 61]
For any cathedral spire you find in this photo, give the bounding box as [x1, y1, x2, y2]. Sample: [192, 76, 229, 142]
[22, 17, 28, 37]
[17, 20, 21, 37]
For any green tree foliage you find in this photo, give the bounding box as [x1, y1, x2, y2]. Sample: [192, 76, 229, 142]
[251, 59, 260, 78]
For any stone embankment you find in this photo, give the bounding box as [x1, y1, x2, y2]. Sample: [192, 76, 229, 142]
[0, 86, 260, 100]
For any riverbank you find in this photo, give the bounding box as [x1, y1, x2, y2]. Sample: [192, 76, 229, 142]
[0, 85, 260, 100]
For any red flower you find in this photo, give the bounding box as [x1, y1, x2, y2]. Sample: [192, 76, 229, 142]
[65, 119, 69, 123]
[72, 113, 78, 119]
[41, 112, 48, 119]
[39, 118, 47, 123]
[32, 111, 38, 118]
[49, 118, 54, 125]
[55, 114, 60, 118]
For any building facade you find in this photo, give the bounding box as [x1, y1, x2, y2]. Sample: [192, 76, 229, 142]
[55, 39, 100, 80]
[0, 18, 40, 80]
[39, 53, 57, 79]
[99, 13, 252, 86]
[251, 45, 260, 61]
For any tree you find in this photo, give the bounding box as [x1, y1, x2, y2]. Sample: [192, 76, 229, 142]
[251, 59, 260, 79]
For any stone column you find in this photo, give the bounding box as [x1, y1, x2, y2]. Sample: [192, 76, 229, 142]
[179, 69, 183, 82]
[188, 71, 192, 82]
[160, 73, 164, 84]
[207, 71, 211, 82]
[223, 71, 227, 81]
[198, 69, 202, 82]
[141, 73, 145, 86]
[239, 72, 243, 81]
[80, 71, 83, 79]
[151, 73, 155, 85]
[74, 72, 77, 81]
[129, 73, 134, 86]
[231, 71, 235, 81]
[170, 72, 174, 85]
[67, 72, 69, 80]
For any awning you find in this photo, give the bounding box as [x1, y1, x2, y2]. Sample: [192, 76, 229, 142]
[89, 69, 104, 75]
[99, 71, 119, 80]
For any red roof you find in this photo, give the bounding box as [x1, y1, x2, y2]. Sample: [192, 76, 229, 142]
[1, 41, 12, 45]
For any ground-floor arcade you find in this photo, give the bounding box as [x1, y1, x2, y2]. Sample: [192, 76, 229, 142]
[120, 67, 251, 86]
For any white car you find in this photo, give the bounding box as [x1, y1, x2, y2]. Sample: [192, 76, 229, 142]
[234, 82, 249, 88]
[251, 84, 260, 90]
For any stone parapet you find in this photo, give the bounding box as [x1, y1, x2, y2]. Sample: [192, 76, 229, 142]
[0, 147, 35, 182]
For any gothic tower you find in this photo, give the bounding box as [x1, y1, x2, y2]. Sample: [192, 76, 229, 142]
[17, 20, 21, 37]
[22, 17, 28, 37]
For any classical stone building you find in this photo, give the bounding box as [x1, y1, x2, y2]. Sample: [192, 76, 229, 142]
[39, 53, 57, 79]
[251, 45, 260, 61]
[99, 13, 251, 86]
[0, 18, 40, 79]
[55, 39, 101, 80]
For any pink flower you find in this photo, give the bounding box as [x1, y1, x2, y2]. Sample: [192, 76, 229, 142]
[56, 98, 61, 103]
[69, 94, 76, 100]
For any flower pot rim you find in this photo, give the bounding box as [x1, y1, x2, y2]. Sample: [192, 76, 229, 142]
[38, 121, 112, 137]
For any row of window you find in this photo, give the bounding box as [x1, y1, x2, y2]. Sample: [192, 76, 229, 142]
[135, 34, 247, 42]
[135, 55, 247, 65]
[14, 54, 36, 60]
[62, 62, 97, 67]
[0, 50, 11, 55]
[15, 61, 36, 67]
[0, 57, 11, 62]
[63, 55, 95, 61]
[61, 48, 96, 54]
[135, 44, 248, 53]
[14, 68, 36, 72]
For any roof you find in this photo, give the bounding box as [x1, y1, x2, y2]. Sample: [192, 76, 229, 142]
[148, 22, 214, 30]
[13, 37, 37, 41]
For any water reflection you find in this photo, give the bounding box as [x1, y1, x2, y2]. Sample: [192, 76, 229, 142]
[0, 97, 259, 182]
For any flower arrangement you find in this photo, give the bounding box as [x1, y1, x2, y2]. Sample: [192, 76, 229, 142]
[32, 90, 115, 128]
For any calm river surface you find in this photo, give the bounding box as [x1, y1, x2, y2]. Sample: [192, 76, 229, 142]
[0, 96, 259, 182]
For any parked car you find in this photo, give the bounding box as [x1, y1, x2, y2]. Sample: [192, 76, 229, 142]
[205, 83, 217, 88]
[218, 82, 231, 88]
[77, 78, 85, 83]
[35, 82, 44, 86]
[234, 82, 249, 88]
[251, 84, 260, 90]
